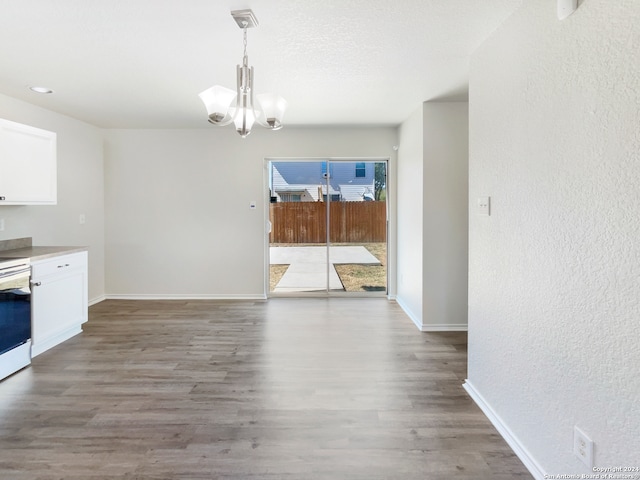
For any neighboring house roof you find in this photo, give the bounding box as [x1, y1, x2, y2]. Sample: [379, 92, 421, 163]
[271, 161, 375, 201]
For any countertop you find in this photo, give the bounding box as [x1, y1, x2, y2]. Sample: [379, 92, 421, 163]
[0, 246, 87, 262]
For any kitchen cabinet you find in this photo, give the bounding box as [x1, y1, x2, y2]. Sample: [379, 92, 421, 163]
[0, 118, 57, 205]
[30, 251, 87, 357]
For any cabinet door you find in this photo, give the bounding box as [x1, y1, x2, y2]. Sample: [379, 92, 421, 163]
[0, 118, 57, 204]
[31, 254, 88, 357]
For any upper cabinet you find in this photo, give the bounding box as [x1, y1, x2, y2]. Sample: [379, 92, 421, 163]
[0, 118, 57, 205]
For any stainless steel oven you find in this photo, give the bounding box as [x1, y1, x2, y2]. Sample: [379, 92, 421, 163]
[0, 257, 31, 381]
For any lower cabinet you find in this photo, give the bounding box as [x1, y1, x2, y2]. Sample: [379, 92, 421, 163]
[30, 251, 88, 357]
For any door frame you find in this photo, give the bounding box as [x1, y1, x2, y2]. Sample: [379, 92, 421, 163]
[264, 157, 390, 298]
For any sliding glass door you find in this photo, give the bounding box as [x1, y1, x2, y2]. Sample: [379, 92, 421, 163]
[268, 159, 387, 295]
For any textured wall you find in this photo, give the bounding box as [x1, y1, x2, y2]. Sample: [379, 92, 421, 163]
[422, 102, 468, 330]
[397, 103, 469, 330]
[468, 0, 640, 475]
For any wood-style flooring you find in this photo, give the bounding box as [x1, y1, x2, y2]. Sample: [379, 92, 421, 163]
[0, 299, 532, 479]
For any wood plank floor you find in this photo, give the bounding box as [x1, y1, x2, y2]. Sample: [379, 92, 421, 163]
[0, 299, 532, 479]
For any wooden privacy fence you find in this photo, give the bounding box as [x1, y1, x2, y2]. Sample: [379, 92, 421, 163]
[269, 201, 386, 243]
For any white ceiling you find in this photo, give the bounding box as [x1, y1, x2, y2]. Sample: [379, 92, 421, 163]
[0, 0, 522, 129]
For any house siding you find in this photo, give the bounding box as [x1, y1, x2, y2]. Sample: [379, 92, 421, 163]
[271, 161, 375, 202]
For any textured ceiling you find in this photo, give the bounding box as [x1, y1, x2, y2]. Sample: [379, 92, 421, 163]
[0, 0, 522, 128]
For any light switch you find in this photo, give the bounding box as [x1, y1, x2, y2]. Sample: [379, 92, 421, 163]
[477, 196, 490, 216]
[79, 214, 86, 225]
[0, 218, 4, 231]
[558, 0, 577, 20]
[250, 201, 256, 210]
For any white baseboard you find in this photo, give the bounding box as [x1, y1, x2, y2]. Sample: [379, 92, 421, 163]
[395, 297, 468, 332]
[105, 293, 267, 301]
[89, 294, 107, 306]
[31, 325, 82, 358]
[395, 296, 423, 330]
[463, 380, 546, 480]
[422, 323, 468, 332]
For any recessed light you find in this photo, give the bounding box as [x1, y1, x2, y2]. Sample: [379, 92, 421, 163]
[29, 86, 54, 94]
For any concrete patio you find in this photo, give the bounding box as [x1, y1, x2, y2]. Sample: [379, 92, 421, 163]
[270, 246, 381, 292]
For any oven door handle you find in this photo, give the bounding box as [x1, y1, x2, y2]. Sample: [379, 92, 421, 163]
[0, 267, 31, 282]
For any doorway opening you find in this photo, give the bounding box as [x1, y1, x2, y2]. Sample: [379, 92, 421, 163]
[266, 158, 388, 296]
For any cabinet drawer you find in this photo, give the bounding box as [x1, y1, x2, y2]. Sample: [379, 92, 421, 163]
[31, 251, 87, 280]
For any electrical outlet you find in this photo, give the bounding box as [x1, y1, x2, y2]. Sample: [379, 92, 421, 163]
[0, 218, 4, 231]
[79, 214, 86, 225]
[574, 426, 594, 469]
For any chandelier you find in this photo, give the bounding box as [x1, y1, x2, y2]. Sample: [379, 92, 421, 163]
[198, 9, 287, 138]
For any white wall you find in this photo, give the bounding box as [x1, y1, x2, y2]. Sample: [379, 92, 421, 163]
[422, 102, 468, 330]
[396, 102, 469, 330]
[104, 126, 397, 297]
[467, 1, 640, 476]
[396, 107, 424, 323]
[0, 93, 105, 303]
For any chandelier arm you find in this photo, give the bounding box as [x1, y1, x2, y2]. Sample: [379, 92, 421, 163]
[235, 64, 245, 136]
